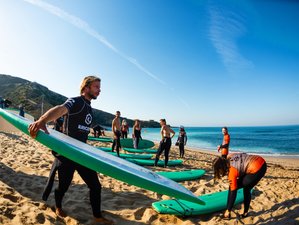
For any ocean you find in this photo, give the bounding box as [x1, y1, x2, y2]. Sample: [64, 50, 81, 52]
[140, 125, 299, 157]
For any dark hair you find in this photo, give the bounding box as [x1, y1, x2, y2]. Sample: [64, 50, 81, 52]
[213, 157, 229, 181]
[222, 127, 228, 131]
[160, 119, 166, 123]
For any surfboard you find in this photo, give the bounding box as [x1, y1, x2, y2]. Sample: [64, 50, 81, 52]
[126, 158, 183, 167]
[152, 189, 246, 216]
[156, 169, 206, 182]
[0, 109, 204, 204]
[124, 147, 158, 154]
[120, 138, 155, 149]
[88, 136, 113, 143]
[96, 147, 153, 159]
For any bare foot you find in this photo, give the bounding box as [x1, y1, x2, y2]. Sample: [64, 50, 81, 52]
[94, 216, 114, 225]
[55, 207, 67, 218]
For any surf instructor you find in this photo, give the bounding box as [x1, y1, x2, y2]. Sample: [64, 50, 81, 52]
[28, 76, 113, 224]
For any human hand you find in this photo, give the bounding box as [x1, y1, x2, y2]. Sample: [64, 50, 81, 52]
[28, 120, 49, 138]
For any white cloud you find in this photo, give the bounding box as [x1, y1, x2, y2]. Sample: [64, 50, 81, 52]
[208, 3, 254, 74]
[23, 0, 165, 85]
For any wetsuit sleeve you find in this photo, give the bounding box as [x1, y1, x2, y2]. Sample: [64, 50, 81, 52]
[63, 98, 76, 112]
[227, 189, 237, 211]
[184, 134, 187, 145]
[228, 167, 238, 191]
[227, 166, 238, 211]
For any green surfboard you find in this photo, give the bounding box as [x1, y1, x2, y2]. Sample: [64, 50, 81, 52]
[0, 109, 203, 205]
[127, 158, 183, 167]
[152, 189, 246, 216]
[96, 147, 153, 159]
[124, 147, 158, 154]
[156, 169, 205, 182]
[88, 136, 113, 143]
[120, 138, 155, 149]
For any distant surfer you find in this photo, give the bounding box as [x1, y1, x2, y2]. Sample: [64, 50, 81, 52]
[19, 104, 25, 117]
[93, 124, 105, 137]
[121, 119, 129, 139]
[112, 111, 122, 157]
[217, 127, 230, 158]
[132, 119, 142, 149]
[176, 126, 187, 158]
[213, 153, 267, 219]
[28, 76, 114, 224]
[154, 119, 175, 167]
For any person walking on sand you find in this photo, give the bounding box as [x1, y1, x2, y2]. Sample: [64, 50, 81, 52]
[217, 127, 230, 158]
[154, 119, 175, 167]
[213, 153, 267, 219]
[112, 111, 121, 157]
[176, 126, 187, 158]
[28, 76, 114, 225]
[121, 119, 129, 139]
[132, 119, 142, 149]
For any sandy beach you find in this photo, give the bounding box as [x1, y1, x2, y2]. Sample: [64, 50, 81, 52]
[0, 131, 298, 225]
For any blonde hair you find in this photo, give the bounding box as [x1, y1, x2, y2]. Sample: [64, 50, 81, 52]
[80, 76, 101, 94]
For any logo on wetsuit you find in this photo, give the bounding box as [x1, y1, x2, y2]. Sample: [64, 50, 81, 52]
[85, 113, 92, 125]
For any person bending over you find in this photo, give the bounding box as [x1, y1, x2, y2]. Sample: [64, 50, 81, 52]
[213, 153, 267, 219]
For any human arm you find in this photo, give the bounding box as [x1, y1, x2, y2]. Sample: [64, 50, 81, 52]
[226, 167, 238, 212]
[170, 128, 175, 138]
[28, 105, 68, 138]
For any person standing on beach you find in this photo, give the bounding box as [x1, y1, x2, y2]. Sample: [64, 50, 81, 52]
[154, 119, 175, 167]
[19, 104, 25, 117]
[213, 153, 267, 219]
[176, 126, 187, 158]
[112, 111, 121, 157]
[28, 76, 113, 225]
[132, 119, 142, 149]
[217, 127, 230, 158]
[121, 119, 129, 139]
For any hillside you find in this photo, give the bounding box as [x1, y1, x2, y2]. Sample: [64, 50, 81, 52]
[0, 74, 160, 128]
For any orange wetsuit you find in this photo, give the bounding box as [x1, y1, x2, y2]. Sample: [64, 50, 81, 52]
[226, 153, 267, 213]
[220, 134, 230, 157]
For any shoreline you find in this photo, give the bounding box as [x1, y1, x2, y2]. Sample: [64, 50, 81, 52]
[183, 146, 299, 169]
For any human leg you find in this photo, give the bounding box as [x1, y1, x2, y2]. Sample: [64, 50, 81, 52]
[241, 163, 267, 214]
[154, 141, 165, 166]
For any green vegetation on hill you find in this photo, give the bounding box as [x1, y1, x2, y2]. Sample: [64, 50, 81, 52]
[0, 74, 160, 128]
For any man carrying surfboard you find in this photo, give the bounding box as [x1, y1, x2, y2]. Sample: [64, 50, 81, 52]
[111, 110, 122, 157]
[28, 76, 114, 224]
[154, 119, 175, 167]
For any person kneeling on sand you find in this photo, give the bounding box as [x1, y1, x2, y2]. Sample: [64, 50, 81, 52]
[28, 76, 113, 225]
[213, 153, 267, 219]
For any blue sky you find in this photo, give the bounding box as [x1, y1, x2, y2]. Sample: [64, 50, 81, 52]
[0, 0, 298, 126]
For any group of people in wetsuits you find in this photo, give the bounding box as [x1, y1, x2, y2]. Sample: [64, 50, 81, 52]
[27, 76, 267, 224]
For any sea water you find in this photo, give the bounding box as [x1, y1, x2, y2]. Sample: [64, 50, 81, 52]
[141, 125, 299, 157]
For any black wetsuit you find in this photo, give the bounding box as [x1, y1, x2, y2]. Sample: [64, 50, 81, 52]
[154, 137, 172, 167]
[177, 131, 187, 158]
[43, 96, 102, 218]
[93, 124, 104, 137]
[54, 117, 64, 132]
[133, 129, 142, 149]
[112, 130, 121, 157]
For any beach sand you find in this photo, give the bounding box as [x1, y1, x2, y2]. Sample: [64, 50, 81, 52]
[0, 131, 298, 225]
